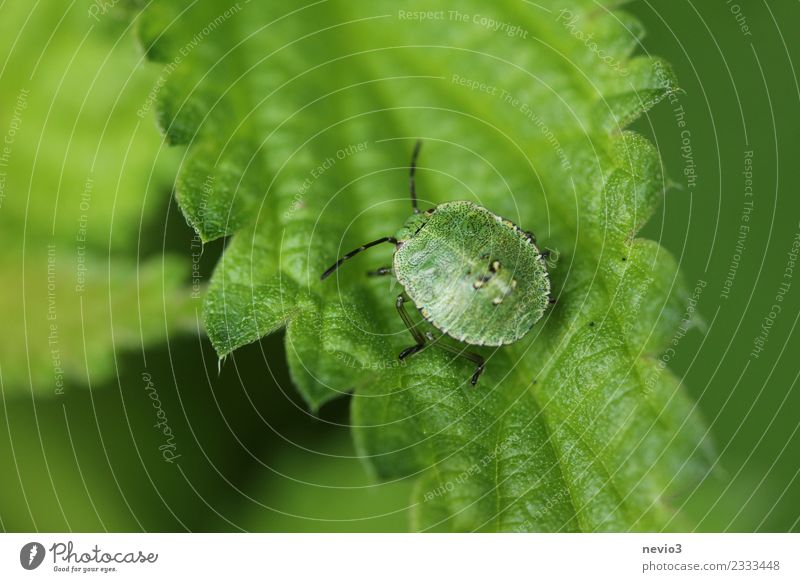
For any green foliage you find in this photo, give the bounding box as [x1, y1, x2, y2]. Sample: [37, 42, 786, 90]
[137, 0, 712, 531]
[234, 431, 415, 533]
[0, 4, 194, 394]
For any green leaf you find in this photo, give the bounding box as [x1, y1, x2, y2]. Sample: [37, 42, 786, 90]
[234, 431, 415, 532]
[0, 4, 194, 395]
[137, 0, 712, 531]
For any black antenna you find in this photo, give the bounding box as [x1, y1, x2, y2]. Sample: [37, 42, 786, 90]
[320, 237, 398, 280]
[409, 139, 422, 214]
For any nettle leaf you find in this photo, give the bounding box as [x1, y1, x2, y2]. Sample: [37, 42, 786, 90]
[137, 0, 712, 531]
[0, 4, 194, 395]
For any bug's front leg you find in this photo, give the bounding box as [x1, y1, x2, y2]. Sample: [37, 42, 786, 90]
[396, 293, 426, 360]
[367, 266, 393, 277]
[426, 333, 486, 386]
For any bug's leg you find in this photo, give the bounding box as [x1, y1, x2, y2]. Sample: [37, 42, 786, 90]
[320, 237, 398, 280]
[396, 293, 426, 360]
[367, 266, 393, 277]
[426, 334, 486, 386]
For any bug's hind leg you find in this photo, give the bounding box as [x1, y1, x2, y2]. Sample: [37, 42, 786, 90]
[426, 333, 485, 386]
[396, 294, 426, 360]
[368, 266, 392, 277]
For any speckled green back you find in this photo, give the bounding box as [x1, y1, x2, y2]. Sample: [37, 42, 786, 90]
[393, 201, 550, 346]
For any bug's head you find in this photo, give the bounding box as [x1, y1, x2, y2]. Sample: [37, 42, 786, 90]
[393, 210, 432, 244]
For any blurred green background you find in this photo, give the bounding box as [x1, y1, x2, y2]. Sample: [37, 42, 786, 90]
[0, 1, 798, 531]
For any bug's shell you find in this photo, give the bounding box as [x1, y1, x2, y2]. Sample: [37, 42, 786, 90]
[393, 201, 551, 346]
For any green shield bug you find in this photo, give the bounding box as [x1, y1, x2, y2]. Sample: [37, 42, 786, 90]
[321, 141, 554, 385]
